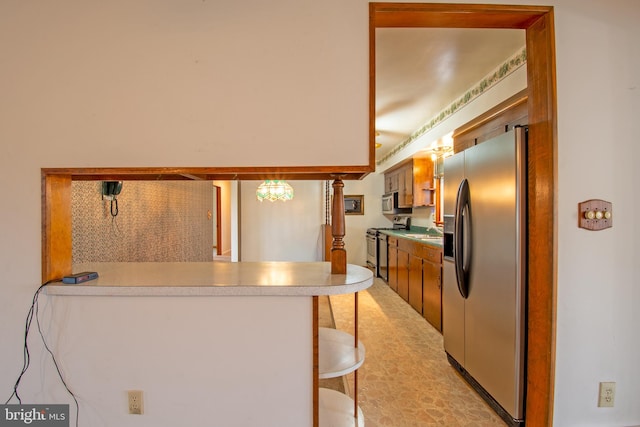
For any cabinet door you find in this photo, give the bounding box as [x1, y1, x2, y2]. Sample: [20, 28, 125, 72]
[397, 165, 413, 207]
[408, 254, 423, 314]
[388, 245, 398, 292]
[397, 249, 409, 301]
[392, 173, 399, 192]
[385, 172, 399, 193]
[413, 157, 435, 208]
[423, 260, 442, 332]
[404, 166, 413, 200]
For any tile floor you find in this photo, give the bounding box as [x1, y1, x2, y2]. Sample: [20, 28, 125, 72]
[329, 278, 507, 427]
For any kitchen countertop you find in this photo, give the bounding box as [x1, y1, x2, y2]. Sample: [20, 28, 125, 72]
[45, 261, 374, 297]
[379, 229, 443, 247]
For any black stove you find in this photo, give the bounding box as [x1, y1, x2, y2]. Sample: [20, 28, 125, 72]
[366, 215, 411, 235]
[366, 216, 411, 280]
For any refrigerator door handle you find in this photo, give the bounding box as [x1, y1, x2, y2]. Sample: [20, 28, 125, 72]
[454, 178, 471, 298]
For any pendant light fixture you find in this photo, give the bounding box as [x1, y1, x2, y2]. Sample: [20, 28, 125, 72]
[256, 180, 294, 202]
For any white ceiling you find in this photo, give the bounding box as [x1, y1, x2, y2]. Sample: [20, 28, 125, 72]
[375, 27, 526, 161]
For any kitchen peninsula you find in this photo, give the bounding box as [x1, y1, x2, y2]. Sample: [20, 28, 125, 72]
[44, 261, 373, 427]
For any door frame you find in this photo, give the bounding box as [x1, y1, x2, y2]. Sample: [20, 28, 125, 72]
[370, 4, 557, 426]
[213, 184, 222, 256]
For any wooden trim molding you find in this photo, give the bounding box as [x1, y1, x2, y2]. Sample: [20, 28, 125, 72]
[523, 11, 558, 426]
[41, 173, 72, 282]
[452, 89, 529, 153]
[370, 4, 557, 426]
[372, 3, 549, 28]
[313, 296, 319, 427]
[40, 164, 369, 282]
[452, 88, 529, 140]
[214, 185, 222, 256]
[42, 165, 373, 182]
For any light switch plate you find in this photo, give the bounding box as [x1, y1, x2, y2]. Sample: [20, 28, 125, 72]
[578, 199, 612, 231]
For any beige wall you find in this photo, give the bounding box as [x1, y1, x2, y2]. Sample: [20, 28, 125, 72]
[0, 3, 370, 425]
[0, 1, 369, 170]
[240, 181, 324, 262]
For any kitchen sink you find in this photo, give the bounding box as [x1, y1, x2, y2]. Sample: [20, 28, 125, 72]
[403, 233, 442, 241]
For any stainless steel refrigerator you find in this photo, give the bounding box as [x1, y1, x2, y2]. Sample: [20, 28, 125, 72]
[442, 127, 527, 427]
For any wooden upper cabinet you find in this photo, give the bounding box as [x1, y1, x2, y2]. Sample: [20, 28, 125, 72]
[384, 157, 437, 209]
[385, 171, 399, 193]
[383, 159, 413, 207]
[398, 164, 413, 207]
[412, 157, 435, 208]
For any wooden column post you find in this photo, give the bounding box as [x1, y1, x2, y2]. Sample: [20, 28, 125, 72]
[331, 178, 347, 274]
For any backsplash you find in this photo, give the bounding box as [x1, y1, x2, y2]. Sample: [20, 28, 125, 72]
[409, 206, 436, 228]
[72, 181, 213, 263]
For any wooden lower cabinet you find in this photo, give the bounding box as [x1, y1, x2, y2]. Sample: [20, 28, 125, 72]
[385, 235, 443, 333]
[408, 254, 423, 313]
[423, 259, 442, 331]
[388, 237, 398, 292]
[420, 244, 443, 332]
[397, 249, 409, 302]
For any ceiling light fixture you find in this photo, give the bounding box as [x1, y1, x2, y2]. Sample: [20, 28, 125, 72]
[429, 144, 453, 155]
[426, 133, 454, 159]
[256, 180, 294, 202]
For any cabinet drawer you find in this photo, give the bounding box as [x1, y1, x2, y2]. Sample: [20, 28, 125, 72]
[388, 236, 398, 246]
[398, 238, 414, 252]
[420, 245, 442, 264]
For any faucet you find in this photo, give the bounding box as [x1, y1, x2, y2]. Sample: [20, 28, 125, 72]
[427, 226, 444, 236]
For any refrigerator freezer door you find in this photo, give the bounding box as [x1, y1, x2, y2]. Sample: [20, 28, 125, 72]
[463, 128, 526, 419]
[443, 152, 465, 218]
[443, 259, 464, 364]
[442, 150, 466, 366]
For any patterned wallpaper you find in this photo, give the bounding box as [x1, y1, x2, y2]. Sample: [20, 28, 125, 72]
[72, 181, 214, 263]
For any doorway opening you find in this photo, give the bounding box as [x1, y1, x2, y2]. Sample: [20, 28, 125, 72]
[370, 4, 557, 426]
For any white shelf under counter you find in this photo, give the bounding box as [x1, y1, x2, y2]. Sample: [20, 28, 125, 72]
[319, 327, 365, 379]
[319, 388, 365, 427]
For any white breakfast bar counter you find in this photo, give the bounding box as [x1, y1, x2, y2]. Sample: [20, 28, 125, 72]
[46, 262, 373, 296]
[44, 262, 373, 427]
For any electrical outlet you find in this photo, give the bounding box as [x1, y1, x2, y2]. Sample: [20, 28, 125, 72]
[128, 390, 144, 415]
[598, 382, 615, 407]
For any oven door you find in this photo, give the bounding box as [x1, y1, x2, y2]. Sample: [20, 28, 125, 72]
[366, 232, 377, 269]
